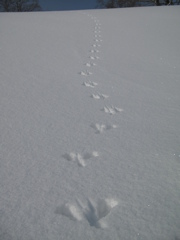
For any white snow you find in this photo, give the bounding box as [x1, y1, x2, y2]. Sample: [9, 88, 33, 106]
[0, 6, 180, 240]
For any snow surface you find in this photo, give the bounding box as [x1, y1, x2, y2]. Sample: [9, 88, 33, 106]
[0, 6, 180, 240]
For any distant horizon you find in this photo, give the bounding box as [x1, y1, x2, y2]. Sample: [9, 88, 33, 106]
[1, 0, 179, 12]
[38, 0, 180, 11]
[39, 0, 97, 11]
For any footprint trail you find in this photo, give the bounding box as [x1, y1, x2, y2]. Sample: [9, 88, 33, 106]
[59, 13, 120, 230]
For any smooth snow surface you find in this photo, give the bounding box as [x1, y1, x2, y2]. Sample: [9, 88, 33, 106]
[0, 6, 180, 240]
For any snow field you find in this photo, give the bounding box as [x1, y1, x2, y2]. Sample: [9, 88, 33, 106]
[0, 6, 180, 240]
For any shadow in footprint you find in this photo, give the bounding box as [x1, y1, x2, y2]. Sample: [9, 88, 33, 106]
[56, 198, 118, 229]
[83, 81, 98, 88]
[85, 62, 96, 67]
[79, 71, 92, 76]
[82, 198, 118, 228]
[102, 106, 124, 115]
[55, 203, 82, 221]
[91, 93, 109, 100]
[175, 237, 180, 240]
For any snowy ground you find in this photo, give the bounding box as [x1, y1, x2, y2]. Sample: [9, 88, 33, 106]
[0, 6, 180, 240]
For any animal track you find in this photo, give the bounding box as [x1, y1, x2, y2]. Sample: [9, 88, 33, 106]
[91, 123, 117, 134]
[61, 14, 119, 230]
[94, 39, 102, 42]
[89, 56, 100, 60]
[92, 44, 98, 48]
[79, 71, 92, 76]
[63, 151, 99, 167]
[90, 49, 99, 53]
[85, 62, 97, 67]
[82, 198, 118, 228]
[92, 44, 101, 48]
[91, 93, 109, 100]
[95, 39, 101, 43]
[102, 106, 124, 115]
[83, 81, 98, 88]
[56, 198, 118, 229]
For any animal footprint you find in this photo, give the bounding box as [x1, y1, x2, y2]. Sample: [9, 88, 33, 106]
[82, 198, 118, 228]
[92, 44, 101, 48]
[102, 106, 124, 115]
[89, 56, 100, 60]
[90, 49, 99, 53]
[83, 81, 98, 88]
[94, 39, 102, 43]
[56, 198, 118, 229]
[85, 62, 97, 67]
[91, 123, 117, 134]
[91, 93, 109, 100]
[95, 35, 101, 39]
[63, 151, 99, 167]
[79, 71, 92, 76]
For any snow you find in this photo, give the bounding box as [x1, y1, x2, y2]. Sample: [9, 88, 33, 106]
[0, 6, 180, 240]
